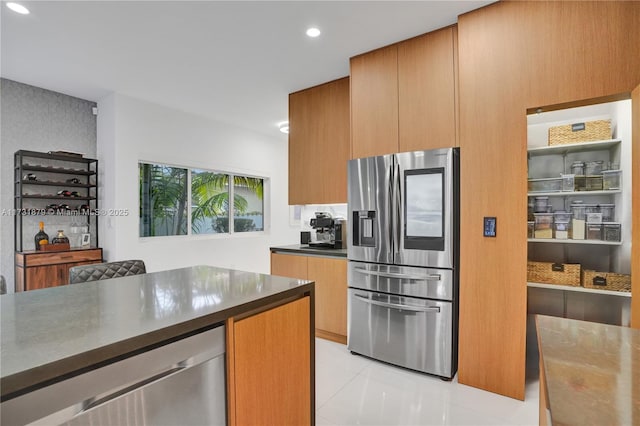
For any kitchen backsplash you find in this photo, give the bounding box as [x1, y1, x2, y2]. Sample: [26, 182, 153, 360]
[299, 204, 347, 231]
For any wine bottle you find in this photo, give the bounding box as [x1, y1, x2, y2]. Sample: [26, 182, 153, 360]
[34, 221, 49, 250]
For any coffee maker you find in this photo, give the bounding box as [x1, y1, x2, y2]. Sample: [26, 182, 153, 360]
[308, 212, 346, 249]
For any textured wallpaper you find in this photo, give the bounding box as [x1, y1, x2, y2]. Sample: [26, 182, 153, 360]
[1, 79, 97, 293]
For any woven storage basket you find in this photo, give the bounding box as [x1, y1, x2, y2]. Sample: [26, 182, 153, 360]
[527, 261, 581, 286]
[548, 119, 612, 146]
[582, 270, 631, 292]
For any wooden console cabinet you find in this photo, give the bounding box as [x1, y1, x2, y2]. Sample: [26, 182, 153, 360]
[15, 248, 103, 291]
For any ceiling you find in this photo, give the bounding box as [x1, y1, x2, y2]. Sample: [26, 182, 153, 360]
[1, 1, 494, 141]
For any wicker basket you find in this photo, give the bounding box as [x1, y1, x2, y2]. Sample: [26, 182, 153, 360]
[582, 270, 631, 292]
[548, 119, 612, 146]
[527, 261, 581, 286]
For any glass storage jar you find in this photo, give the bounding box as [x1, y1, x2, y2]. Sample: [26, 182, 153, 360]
[51, 230, 69, 244]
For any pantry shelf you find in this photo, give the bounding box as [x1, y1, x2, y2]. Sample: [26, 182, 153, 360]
[527, 189, 621, 197]
[527, 139, 621, 157]
[527, 238, 622, 246]
[527, 281, 631, 297]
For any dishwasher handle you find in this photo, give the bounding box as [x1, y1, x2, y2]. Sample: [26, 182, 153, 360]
[80, 365, 186, 414]
[354, 267, 441, 281]
[353, 294, 441, 313]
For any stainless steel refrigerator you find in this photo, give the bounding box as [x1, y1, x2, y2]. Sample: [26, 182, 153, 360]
[347, 147, 459, 379]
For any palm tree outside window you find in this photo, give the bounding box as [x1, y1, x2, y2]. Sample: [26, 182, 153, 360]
[139, 162, 265, 237]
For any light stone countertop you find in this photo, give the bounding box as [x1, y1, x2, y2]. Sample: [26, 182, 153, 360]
[536, 315, 640, 426]
[1, 265, 313, 399]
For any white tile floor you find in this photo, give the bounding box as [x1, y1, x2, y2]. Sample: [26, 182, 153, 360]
[315, 338, 539, 426]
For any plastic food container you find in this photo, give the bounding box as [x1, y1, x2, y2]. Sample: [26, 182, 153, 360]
[585, 175, 603, 191]
[599, 204, 615, 222]
[570, 161, 585, 176]
[554, 221, 571, 239]
[561, 174, 575, 191]
[534, 213, 554, 239]
[572, 218, 586, 240]
[585, 160, 604, 175]
[570, 203, 587, 220]
[586, 212, 603, 224]
[553, 211, 572, 222]
[528, 178, 562, 193]
[602, 223, 621, 242]
[534, 197, 549, 213]
[602, 170, 621, 190]
[586, 223, 602, 240]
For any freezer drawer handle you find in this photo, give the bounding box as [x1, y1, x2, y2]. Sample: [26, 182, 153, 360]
[354, 267, 441, 281]
[353, 294, 441, 313]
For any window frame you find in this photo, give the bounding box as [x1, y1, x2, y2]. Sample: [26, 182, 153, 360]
[138, 160, 267, 240]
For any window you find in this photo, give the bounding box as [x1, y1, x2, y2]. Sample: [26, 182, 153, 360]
[139, 162, 264, 237]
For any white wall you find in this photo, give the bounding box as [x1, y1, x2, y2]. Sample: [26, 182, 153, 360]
[97, 93, 298, 274]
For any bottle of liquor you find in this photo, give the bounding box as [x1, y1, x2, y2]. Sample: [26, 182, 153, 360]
[34, 221, 49, 250]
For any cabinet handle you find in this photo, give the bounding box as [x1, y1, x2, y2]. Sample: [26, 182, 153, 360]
[59, 255, 74, 260]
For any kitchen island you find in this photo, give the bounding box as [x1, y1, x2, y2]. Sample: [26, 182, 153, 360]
[1, 265, 315, 425]
[536, 315, 640, 426]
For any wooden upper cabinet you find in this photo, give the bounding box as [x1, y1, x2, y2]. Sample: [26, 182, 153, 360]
[350, 44, 399, 159]
[398, 26, 458, 152]
[350, 26, 458, 159]
[288, 77, 350, 205]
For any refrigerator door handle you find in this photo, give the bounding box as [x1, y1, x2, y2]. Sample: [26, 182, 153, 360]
[353, 267, 441, 281]
[354, 294, 441, 313]
[394, 158, 402, 259]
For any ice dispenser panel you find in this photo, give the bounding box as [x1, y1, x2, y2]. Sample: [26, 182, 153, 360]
[353, 210, 376, 247]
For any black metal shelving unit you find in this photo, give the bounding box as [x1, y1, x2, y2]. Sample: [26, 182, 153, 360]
[14, 150, 99, 252]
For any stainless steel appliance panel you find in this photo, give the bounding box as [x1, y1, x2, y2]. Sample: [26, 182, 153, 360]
[2, 326, 226, 426]
[347, 289, 453, 378]
[395, 148, 457, 269]
[348, 261, 453, 301]
[347, 154, 393, 264]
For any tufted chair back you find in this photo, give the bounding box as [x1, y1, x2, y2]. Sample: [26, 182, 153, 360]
[69, 260, 146, 284]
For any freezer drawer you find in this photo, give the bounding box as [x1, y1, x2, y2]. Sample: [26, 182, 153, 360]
[348, 261, 454, 301]
[2, 326, 226, 426]
[347, 289, 454, 378]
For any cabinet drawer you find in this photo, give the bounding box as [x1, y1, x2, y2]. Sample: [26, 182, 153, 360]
[17, 249, 103, 267]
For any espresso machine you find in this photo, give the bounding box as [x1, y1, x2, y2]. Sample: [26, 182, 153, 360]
[309, 212, 346, 249]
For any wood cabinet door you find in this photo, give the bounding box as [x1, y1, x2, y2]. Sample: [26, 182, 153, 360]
[632, 83, 640, 329]
[25, 264, 67, 290]
[228, 297, 311, 426]
[307, 256, 348, 341]
[270, 252, 308, 280]
[289, 77, 350, 205]
[398, 26, 457, 152]
[350, 44, 399, 159]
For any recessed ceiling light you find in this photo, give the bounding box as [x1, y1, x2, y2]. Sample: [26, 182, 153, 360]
[278, 122, 289, 134]
[6, 2, 30, 14]
[306, 27, 321, 38]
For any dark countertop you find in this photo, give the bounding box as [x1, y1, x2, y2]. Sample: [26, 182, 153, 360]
[536, 315, 640, 426]
[0, 265, 313, 400]
[270, 244, 347, 258]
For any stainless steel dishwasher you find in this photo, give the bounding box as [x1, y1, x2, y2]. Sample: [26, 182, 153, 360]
[1, 325, 226, 426]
